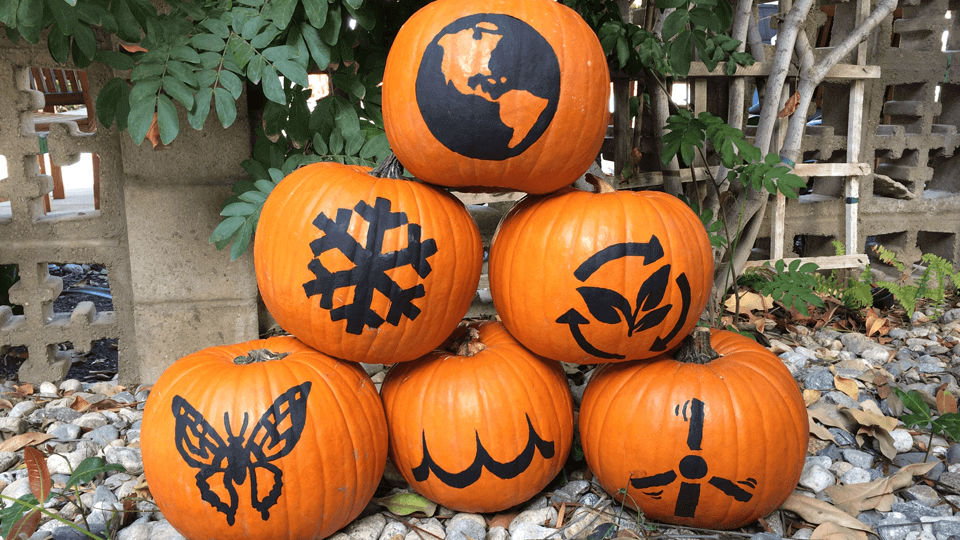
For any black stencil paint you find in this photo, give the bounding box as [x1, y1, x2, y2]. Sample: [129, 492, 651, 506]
[172, 382, 312, 525]
[303, 198, 438, 334]
[411, 414, 555, 488]
[629, 398, 757, 519]
[555, 236, 693, 358]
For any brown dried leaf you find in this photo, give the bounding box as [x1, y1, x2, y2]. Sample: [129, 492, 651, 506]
[780, 494, 872, 531]
[834, 376, 859, 401]
[70, 395, 92, 413]
[24, 447, 52, 503]
[8, 508, 41, 540]
[937, 389, 958, 415]
[146, 113, 162, 150]
[15, 384, 33, 395]
[804, 389, 822, 406]
[0, 432, 55, 453]
[810, 522, 869, 540]
[808, 410, 837, 443]
[838, 407, 898, 432]
[874, 373, 891, 400]
[823, 461, 939, 515]
[724, 291, 775, 315]
[778, 91, 801, 118]
[0, 398, 13, 410]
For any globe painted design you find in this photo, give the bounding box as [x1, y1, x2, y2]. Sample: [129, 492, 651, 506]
[415, 14, 561, 161]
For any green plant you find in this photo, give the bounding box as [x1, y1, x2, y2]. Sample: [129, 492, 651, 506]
[1, 447, 127, 540]
[810, 241, 874, 310]
[893, 388, 960, 458]
[873, 245, 960, 317]
[755, 259, 825, 317]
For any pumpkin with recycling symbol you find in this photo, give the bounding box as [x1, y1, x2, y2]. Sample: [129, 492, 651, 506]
[578, 328, 809, 530]
[488, 176, 713, 364]
[380, 321, 574, 513]
[254, 158, 483, 364]
[382, 0, 610, 194]
[140, 336, 388, 540]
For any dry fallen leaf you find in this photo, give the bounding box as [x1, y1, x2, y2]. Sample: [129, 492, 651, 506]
[0, 432, 55, 453]
[724, 291, 775, 315]
[864, 309, 889, 338]
[146, 113, 163, 150]
[873, 373, 891, 400]
[804, 389, 822, 406]
[778, 91, 802, 118]
[838, 406, 899, 459]
[810, 522, 869, 540]
[780, 493, 872, 531]
[834, 375, 859, 401]
[937, 388, 958, 415]
[808, 409, 837, 443]
[823, 461, 939, 515]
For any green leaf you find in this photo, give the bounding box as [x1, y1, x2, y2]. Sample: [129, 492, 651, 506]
[668, 30, 693, 76]
[376, 493, 437, 517]
[72, 23, 98, 59]
[45, 0, 76, 34]
[222, 201, 258, 216]
[239, 190, 268, 204]
[214, 86, 238, 127]
[47, 25, 71, 63]
[301, 21, 331, 70]
[230, 218, 255, 260]
[95, 50, 136, 70]
[329, 129, 344, 155]
[657, 0, 688, 9]
[156, 94, 179, 144]
[274, 59, 309, 87]
[163, 76, 195, 110]
[267, 0, 298, 30]
[96, 77, 131, 130]
[128, 99, 157, 144]
[255, 179, 276, 192]
[360, 132, 390, 160]
[313, 131, 329, 154]
[188, 87, 214, 130]
[219, 69, 244, 99]
[202, 17, 231, 38]
[261, 64, 284, 104]
[242, 15, 266, 40]
[662, 9, 689, 41]
[251, 23, 282, 49]
[191, 33, 225, 52]
[210, 215, 245, 243]
[319, 5, 341, 45]
[302, 0, 327, 29]
[689, 6, 722, 32]
[64, 457, 126, 490]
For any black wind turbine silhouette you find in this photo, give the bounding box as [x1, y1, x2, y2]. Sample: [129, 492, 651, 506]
[629, 398, 757, 518]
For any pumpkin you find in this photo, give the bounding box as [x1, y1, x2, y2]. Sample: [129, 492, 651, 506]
[381, 0, 610, 194]
[140, 336, 388, 540]
[380, 321, 574, 512]
[578, 328, 809, 530]
[488, 176, 713, 364]
[254, 158, 483, 363]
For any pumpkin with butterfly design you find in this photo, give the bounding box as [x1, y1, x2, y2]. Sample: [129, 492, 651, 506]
[141, 336, 388, 540]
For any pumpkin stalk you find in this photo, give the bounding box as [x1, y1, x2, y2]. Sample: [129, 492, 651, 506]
[234, 349, 291, 365]
[673, 327, 720, 364]
[584, 173, 617, 194]
[370, 153, 405, 179]
[451, 326, 486, 356]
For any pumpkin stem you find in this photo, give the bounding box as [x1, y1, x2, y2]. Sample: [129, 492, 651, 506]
[451, 326, 486, 357]
[673, 327, 720, 364]
[234, 349, 291, 365]
[585, 173, 617, 194]
[369, 152, 405, 180]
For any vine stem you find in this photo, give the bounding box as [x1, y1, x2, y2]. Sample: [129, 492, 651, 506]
[234, 349, 290, 365]
[673, 327, 720, 364]
[370, 153, 405, 179]
[450, 326, 486, 357]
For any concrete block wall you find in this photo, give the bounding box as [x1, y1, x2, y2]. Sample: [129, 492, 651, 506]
[0, 34, 259, 385]
[767, 0, 960, 266]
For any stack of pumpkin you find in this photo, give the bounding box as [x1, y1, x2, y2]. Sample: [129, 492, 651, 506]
[139, 0, 809, 538]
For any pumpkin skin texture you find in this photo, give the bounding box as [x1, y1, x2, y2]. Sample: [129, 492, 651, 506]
[380, 321, 574, 513]
[578, 329, 809, 530]
[140, 336, 388, 540]
[488, 186, 713, 364]
[254, 162, 483, 363]
[382, 0, 610, 194]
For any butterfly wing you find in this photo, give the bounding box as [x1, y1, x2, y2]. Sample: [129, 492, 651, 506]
[171, 395, 240, 525]
[243, 382, 313, 520]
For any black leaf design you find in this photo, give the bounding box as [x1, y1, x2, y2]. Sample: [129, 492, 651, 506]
[577, 287, 633, 325]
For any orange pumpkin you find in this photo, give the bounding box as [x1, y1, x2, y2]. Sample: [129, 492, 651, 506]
[380, 321, 574, 512]
[254, 160, 483, 363]
[579, 329, 809, 530]
[488, 177, 713, 364]
[140, 336, 388, 540]
[382, 0, 610, 194]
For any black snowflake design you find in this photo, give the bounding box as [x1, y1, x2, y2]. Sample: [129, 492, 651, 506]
[302, 197, 438, 335]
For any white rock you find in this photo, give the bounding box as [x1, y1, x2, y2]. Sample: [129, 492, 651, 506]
[378, 520, 408, 540]
[405, 518, 445, 540]
[510, 506, 558, 532]
[38, 381, 59, 396]
[8, 401, 38, 418]
[488, 526, 509, 540]
[0, 417, 25, 436]
[799, 463, 835, 492]
[891, 429, 915, 453]
[116, 518, 154, 540]
[839, 467, 873, 485]
[47, 444, 96, 475]
[150, 519, 188, 540]
[104, 446, 144, 475]
[511, 523, 558, 540]
[1, 477, 31, 508]
[59, 379, 83, 393]
[344, 513, 386, 540]
[73, 412, 109, 429]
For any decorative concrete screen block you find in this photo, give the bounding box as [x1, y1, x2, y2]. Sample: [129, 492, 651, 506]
[0, 36, 258, 385]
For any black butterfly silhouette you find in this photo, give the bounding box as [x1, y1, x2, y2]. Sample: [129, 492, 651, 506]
[172, 382, 312, 525]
